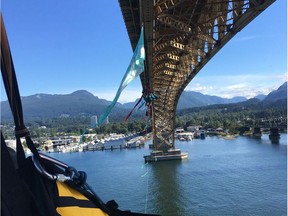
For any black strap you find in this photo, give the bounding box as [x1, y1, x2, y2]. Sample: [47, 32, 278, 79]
[1, 133, 45, 216]
[1, 15, 40, 162]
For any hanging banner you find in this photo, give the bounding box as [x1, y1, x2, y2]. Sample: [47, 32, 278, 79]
[92, 27, 145, 128]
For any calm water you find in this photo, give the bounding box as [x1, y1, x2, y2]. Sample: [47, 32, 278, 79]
[50, 134, 287, 216]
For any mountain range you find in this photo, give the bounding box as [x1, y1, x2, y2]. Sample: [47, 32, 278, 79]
[1, 90, 133, 120]
[177, 91, 247, 109]
[1, 82, 286, 120]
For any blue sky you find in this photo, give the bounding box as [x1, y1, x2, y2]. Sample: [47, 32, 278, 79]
[1, 0, 287, 103]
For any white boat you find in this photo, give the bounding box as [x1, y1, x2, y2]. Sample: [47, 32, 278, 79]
[177, 132, 194, 141]
[126, 136, 145, 148]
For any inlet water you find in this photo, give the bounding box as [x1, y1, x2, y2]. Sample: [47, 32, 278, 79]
[50, 133, 287, 216]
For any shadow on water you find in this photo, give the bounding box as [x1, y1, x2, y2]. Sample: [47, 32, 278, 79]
[146, 160, 185, 216]
[269, 136, 280, 144]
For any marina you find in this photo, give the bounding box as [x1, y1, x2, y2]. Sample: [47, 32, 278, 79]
[50, 133, 287, 216]
[41, 134, 147, 153]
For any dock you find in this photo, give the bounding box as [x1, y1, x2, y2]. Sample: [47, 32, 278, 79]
[144, 149, 188, 162]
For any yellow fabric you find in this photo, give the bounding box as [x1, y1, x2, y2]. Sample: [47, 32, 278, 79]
[57, 181, 88, 200]
[56, 206, 108, 216]
[56, 182, 108, 216]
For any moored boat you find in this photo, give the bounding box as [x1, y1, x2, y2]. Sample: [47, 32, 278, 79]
[125, 136, 145, 148]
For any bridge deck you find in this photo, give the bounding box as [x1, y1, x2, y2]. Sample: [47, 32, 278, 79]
[119, 0, 275, 151]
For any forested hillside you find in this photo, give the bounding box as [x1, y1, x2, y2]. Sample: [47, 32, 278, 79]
[1, 82, 286, 138]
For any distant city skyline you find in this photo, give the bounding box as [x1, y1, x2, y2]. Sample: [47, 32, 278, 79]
[1, 0, 287, 103]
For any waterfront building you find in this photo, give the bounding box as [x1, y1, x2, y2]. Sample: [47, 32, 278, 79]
[104, 116, 109, 125]
[91, 115, 98, 127]
[187, 125, 202, 132]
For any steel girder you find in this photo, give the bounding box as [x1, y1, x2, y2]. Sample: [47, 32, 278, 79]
[119, 0, 275, 151]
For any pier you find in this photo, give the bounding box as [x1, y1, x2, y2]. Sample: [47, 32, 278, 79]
[144, 149, 188, 163]
[45, 135, 146, 153]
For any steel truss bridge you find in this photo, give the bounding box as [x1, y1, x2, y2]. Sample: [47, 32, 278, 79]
[119, 0, 275, 152]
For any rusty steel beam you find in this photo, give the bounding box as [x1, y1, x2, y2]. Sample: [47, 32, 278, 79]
[119, 0, 276, 152]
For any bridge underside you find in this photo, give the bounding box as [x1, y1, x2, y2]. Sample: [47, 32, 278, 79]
[119, 0, 274, 151]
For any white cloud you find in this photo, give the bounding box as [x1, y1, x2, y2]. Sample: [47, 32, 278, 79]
[186, 72, 287, 98]
[217, 83, 272, 99]
[186, 83, 214, 93]
[88, 72, 287, 102]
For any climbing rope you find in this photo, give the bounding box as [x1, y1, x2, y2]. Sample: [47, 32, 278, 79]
[141, 162, 150, 214]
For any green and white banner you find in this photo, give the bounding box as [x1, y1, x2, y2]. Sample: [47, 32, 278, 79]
[92, 27, 145, 128]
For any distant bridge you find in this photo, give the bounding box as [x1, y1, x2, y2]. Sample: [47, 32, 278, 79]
[119, 0, 275, 151]
[246, 117, 288, 129]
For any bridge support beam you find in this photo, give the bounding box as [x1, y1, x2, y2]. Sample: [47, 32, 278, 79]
[119, 0, 276, 155]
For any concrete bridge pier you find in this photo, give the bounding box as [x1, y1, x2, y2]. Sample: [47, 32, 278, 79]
[269, 127, 280, 137]
[269, 127, 280, 144]
[253, 127, 262, 137]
